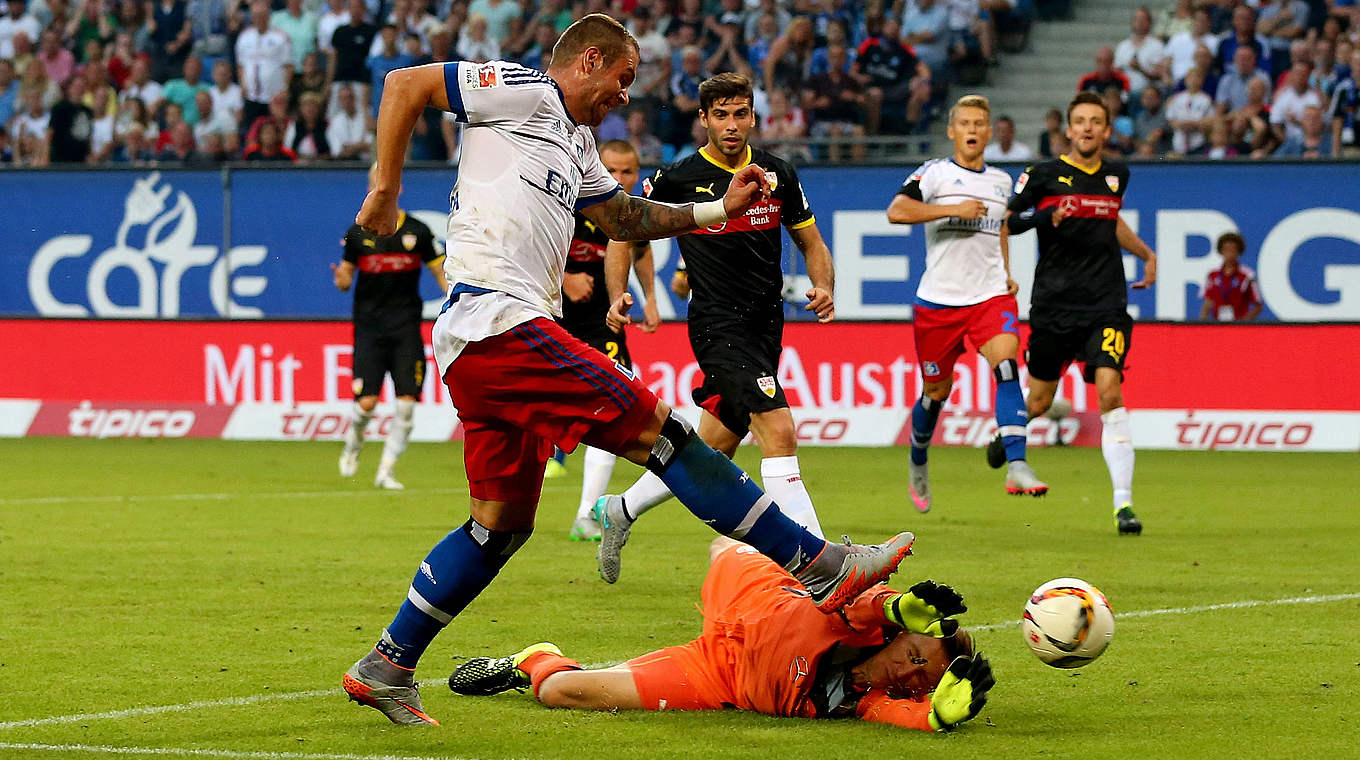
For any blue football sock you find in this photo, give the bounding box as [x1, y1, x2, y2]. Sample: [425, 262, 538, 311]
[910, 396, 943, 466]
[378, 520, 527, 669]
[551, 448, 566, 465]
[659, 433, 824, 572]
[995, 374, 1029, 462]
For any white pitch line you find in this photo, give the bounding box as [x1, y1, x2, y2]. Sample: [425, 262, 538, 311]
[0, 742, 473, 760]
[1, 592, 1355, 734]
[0, 484, 574, 507]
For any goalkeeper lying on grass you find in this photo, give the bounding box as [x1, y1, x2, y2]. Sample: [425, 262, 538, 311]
[450, 538, 994, 731]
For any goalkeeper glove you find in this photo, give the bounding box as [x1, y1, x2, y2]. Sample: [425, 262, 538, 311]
[884, 580, 966, 637]
[928, 653, 995, 731]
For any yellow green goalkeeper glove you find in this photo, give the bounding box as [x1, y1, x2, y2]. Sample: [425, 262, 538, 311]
[928, 653, 995, 731]
[884, 580, 966, 637]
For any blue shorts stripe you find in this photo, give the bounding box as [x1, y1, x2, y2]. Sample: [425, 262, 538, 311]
[522, 324, 636, 410]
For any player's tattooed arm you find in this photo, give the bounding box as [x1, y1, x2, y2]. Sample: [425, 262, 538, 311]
[582, 191, 704, 242]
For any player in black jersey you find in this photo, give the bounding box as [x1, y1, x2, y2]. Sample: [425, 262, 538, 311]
[333, 168, 447, 490]
[1001, 92, 1158, 535]
[559, 139, 660, 541]
[593, 72, 835, 584]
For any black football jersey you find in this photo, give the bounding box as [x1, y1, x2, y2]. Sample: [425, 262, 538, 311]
[1008, 157, 1131, 315]
[342, 212, 442, 331]
[559, 212, 613, 334]
[642, 145, 815, 324]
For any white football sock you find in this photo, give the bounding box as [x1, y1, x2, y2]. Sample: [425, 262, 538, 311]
[1100, 406, 1135, 510]
[379, 398, 415, 472]
[620, 471, 674, 520]
[347, 402, 373, 453]
[760, 455, 824, 539]
[575, 446, 618, 520]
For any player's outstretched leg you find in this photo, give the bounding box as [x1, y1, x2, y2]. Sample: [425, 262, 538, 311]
[449, 642, 566, 696]
[908, 395, 943, 512]
[642, 412, 914, 611]
[343, 518, 531, 724]
[375, 397, 414, 490]
[569, 446, 616, 541]
[993, 359, 1047, 496]
[340, 400, 372, 477]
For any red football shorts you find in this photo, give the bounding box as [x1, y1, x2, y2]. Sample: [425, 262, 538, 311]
[442, 318, 658, 502]
[912, 294, 1019, 382]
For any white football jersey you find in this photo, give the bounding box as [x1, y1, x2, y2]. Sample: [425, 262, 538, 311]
[898, 158, 1012, 307]
[432, 60, 622, 366]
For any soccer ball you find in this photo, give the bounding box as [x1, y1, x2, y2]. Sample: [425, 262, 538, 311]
[1021, 578, 1115, 668]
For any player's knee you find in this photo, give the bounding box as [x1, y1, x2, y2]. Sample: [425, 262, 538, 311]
[356, 395, 379, 412]
[923, 379, 953, 402]
[993, 358, 1019, 384]
[1097, 390, 1124, 413]
[460, 518, 532, 570]
[643, 412, 697, 477]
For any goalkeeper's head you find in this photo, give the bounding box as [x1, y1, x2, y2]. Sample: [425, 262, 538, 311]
[852, 628, 976, 700]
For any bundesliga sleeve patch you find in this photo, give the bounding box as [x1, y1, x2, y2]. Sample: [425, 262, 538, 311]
[641, 176, 654, 197]
[1014, 171, 1029, 194]
[466, 63, 498, 89]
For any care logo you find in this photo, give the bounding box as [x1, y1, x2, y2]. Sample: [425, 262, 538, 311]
[27, 172, 269, 318]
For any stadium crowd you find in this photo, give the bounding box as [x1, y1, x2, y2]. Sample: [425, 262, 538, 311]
[0, 0, 1038, 165]
[1046, 0, 1360, 159]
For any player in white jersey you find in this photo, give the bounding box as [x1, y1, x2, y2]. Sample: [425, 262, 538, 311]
[886, 95, 1047, 512]
[340, 14, 917, 727]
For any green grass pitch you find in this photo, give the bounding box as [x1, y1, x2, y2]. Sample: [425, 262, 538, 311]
[0, 438, 1356, 760]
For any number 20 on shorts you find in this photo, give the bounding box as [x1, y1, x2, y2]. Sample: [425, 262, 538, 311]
[1101, 328, 1126, 360]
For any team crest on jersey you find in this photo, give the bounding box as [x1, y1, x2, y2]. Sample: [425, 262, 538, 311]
[923, 361, 940, 376]
[1014, 171, 1029, 194]
[401, 233, 417, 250]
[757, 375, 777, 398]
[1105, 175, 1120, 192]
[764, 171, 779, 192]
[642, 177, 654, 197]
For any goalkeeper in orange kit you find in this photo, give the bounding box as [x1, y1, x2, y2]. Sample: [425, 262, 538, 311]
[449, 538, 994, 731]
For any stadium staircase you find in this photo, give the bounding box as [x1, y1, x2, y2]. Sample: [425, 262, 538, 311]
[938, 0, 1136, 156]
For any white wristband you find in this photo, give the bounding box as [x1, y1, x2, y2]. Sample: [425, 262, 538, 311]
[692, 199, 728, 227]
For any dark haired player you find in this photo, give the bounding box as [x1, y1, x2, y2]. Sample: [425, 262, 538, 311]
[1000, 91, 1158, 535]
[597, 71, 836, 584]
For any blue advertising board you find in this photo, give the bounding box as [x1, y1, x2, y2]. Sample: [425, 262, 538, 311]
[3, 162, 1358, 321]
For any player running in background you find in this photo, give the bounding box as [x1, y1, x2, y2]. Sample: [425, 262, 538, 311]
[1001, 91, 1158, 536]
[886, 94, 1047, 512]
[560, 139, 661, 541]
[450, 537, 993, 733]
[342, 15, 915, 726]
[332, 166, 448, 490]
[595, 72, 837, 585]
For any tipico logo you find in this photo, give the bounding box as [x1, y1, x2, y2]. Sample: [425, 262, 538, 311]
[27, 172, 269, 318]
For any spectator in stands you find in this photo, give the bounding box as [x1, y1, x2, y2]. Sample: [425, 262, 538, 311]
[106, 30, 145, 90]
[0, 59, 17, 128]
[1200, 232, 1262, 320]
[1101, 84, 1136, 154]
[1274, 102, 1333, 154]
[155, 100, 187, 152]
[517, 21, 558, 71]
[856, 14, 931, 134]
[1270, 59, 1323, 141]
[1, 0, 43, 61]
[120, 58, 165, 113]
[467, 0, 522, 48]
[283, 89, 330, 159]
[1258, 0, 1310, 70]
[1156, 0, 1195, 40]
[1274, 38, 1311, 91]
[670, 44, 706, 122]
[704, 13, 749, 76]
[37, 27, 75, 87]
[236, 0, 294, 129]
[1226, 75, 1273, 152]
[113, 121, 154, 162]
[758, 87, 810, 161]
[367, 23, 413, 116]
[1077, 46, 1129, 97]
[1217, 45, 1273, 114]
[1217, 4, 1271, 77]
[163, 54, 211, 125]
[673, 113, 706, 161]
[902, 0, 950, 76]
[288, 50, 329, 110]
[114, 94, 149, 140]
[156, 119, 200, 161]
[1037, 106, 1068, 156]
[186, 0, 231, 61]
[326, 81, 367, 159]
[624, 107, 663, 165]
[208, 58, 242, 125]
[193, 88, 239, 155]
[810, 18, 855, 76]
[944, 0, 986, 68]
[87, 83, 116, 163]
[803, 41, 866, 162]
[1178, 43, 1219, 96]
[983, 114, 1033, 159]
[243, 117, 295, 160]
[10, 85, 50, 165]
[457, 13, 500, 62]
[328, 0, 374, 119]
[628, 8, 670, 106]
[317, 0, 350, 55]
[0, 125, 10, 163]
[1115, 7, 1165, 97]
[48, 75, 93, 163]
[69, 0, 116, 62]
[244, 89, 288, 144]
[744, 0, 790, 43]
[1329, 48, 1360, 155]
[1132, 85, 1170, 156]
[745, 11, 779, 81]
[763, 15, 815, 94]
[272, 0, 318, 66]
[147, 0, 193, 82]
[1166, 66, 1215, 154]
[1165, 6, 1219, 83]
